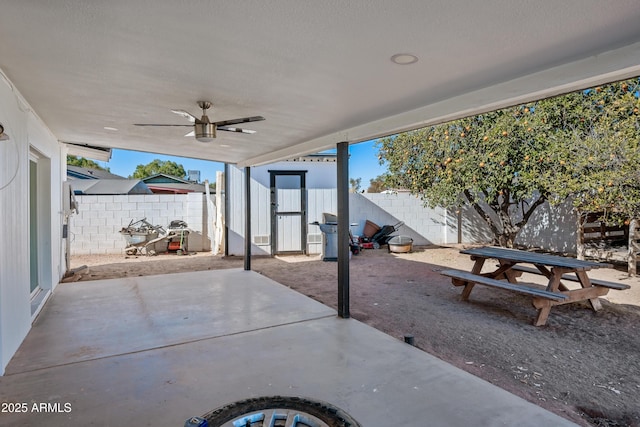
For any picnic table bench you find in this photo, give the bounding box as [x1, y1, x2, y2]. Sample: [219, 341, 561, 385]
[441, 246, 630, 326]
[508, 265, 630, 290]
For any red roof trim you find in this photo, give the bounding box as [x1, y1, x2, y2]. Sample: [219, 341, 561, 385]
[146, 185, 193, 194]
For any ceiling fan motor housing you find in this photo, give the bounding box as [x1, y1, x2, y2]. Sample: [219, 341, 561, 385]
[195, 122, 216, 142]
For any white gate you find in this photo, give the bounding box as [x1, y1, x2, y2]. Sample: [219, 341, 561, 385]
[270, 171, 307, 254]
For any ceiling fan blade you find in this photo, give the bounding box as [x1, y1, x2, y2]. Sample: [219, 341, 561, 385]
[171, 109, 198, 123]
[218, 126, 257, 134]
[213, 116, 265, 127]
[133, 123, 193, 127]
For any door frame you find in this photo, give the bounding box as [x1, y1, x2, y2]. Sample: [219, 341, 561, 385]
[29, 154, 40, 298]
[28, 147, 53, 317]
[269, 170, 307, 255]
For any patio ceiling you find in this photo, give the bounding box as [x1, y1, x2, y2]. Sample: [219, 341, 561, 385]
[0, 1, 639, 166]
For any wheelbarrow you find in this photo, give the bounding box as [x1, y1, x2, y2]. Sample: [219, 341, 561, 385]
[370, 221, 404, 249]
[120, 218, 191, 256]
[119, 218, 166, 256]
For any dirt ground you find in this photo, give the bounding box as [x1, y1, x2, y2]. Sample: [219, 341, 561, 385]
[69, 245, 640, 427]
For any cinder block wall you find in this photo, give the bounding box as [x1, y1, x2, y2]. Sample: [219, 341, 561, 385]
[70, 193, 212, 255]
[72, 190, 575, 256]
[350, 192, 576, 252]
[349, 192, 455, 245]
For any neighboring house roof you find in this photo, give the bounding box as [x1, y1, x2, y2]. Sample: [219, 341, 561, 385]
[142, 173, 193, 184]
[145, 183, 208, 193]
[71, 179, 152, 195]
[145, 185, 193, 194]
[141, 174, 207, 193]
[67, 165, 125, 180]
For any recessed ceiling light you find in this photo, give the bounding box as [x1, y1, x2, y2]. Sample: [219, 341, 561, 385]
[391, 53, 419, 65]
[103, 126, 118, 131]
[220, 144, 231, 148]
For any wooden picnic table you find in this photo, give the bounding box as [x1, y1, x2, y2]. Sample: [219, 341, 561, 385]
[441, 246, 630, 326]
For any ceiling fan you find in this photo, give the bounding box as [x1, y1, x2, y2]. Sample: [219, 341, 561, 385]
[134, 101, 265, 142]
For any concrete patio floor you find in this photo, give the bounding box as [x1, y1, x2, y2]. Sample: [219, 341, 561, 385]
[0, 269, 578, 426]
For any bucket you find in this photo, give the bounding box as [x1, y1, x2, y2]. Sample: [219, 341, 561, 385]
[363, 220, 381, 238]
[388, 235, 413, 253]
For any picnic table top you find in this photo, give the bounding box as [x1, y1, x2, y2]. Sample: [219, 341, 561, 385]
[460, 246, 613, 271]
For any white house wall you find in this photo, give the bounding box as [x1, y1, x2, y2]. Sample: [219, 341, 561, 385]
[227, 163, 337, 256]
[0, 70, 64, 375]
[227, 165, 263, 256]
[307, 188, 338, 253]
[250, 161, 337, 189]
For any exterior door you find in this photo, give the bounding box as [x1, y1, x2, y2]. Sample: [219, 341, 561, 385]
[270, 171, 307, 255]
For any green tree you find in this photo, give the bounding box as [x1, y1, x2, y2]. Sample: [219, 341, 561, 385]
[67, 155, 109, 171]
[367, 174, 388, 193]
[131, 159, 186, 180]
[535, 81, 640, 224]
[378, 78, 640, 247]
[349, 177, 362, 193]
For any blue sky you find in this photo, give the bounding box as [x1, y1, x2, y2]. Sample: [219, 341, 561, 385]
[348, 140, 387, 187]
[95, 139, 387, 188]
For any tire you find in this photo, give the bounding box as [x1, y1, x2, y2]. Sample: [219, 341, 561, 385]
[200, 396, 361, 427]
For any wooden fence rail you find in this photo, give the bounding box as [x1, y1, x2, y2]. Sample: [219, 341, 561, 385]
[577, 212, 639, 276]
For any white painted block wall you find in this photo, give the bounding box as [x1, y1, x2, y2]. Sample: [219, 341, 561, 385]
[515, 199, 577, 253]
[227, 174, 578, 256]
[350, 192, 577, 253]
[70, 193, 213, 255]
[350, 192, 452, 245]
[0, 71, 64, 375]
[227, 164, 338, 256]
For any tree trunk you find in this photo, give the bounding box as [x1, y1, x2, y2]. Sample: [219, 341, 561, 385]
[495, 229, 518, 248]
[465, 190, 546, 249]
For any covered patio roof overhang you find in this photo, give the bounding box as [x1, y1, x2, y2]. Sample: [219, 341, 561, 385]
[1, 2, 640, 316]
[0, 2, 639, 166]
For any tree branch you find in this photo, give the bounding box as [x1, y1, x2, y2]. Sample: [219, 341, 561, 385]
[464, 189, 501, 240]
[516, 194, 547, 228]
